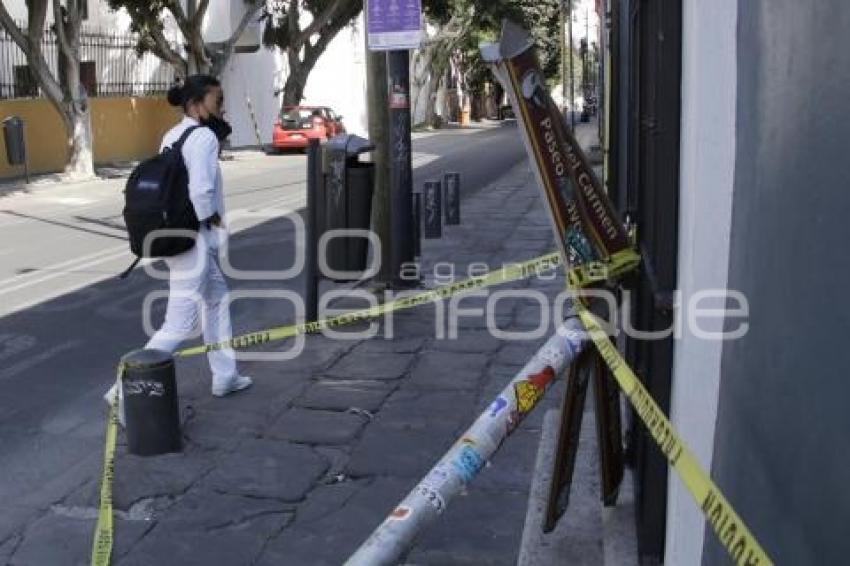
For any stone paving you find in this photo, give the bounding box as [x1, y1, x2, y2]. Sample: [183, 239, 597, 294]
[1, 123, 610, 566]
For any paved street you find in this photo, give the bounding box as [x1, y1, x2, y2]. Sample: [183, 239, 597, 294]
[0, 122, 571, 564]
[0, 120, 630, 566]
[0, 0, 842, 562]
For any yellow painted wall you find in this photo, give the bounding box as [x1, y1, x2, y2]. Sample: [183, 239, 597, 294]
[0, 96, 180, 179]
[91, 97, 180, 165]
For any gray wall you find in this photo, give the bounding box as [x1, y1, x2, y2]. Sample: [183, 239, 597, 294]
[707, 1, 850, 564]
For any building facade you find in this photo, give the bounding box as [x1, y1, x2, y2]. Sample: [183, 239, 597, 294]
[0, 1, 370, 178]
[607, 0, 850, 563]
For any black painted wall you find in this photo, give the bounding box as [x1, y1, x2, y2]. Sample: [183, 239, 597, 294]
[706, 2, 850, 564]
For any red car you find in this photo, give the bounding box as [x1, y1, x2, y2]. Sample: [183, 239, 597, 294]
[271, 106, 346, 151]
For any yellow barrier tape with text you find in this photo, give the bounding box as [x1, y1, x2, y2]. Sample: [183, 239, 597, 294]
[91, 366, 121, 566]
[575, 305, 773, 566]
[174, 252, 566, 357]
[91, 251, 565, 566]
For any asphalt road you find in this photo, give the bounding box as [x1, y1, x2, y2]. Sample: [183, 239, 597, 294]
[0, 121, 525, 536]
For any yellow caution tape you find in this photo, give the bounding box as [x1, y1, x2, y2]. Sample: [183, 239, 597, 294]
[93, 245, 769, 566]
[175, 252, 565, 358]
[91, 366, 122, 566]
[500, 33, 766, 562]
[91, 251, 566, 565]
[566, 248, 641, 289]
[575, 305, 773, 566]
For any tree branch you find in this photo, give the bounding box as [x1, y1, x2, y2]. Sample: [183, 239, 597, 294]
[286, 0, 300, 46]
[52, 1, 73, 60]
[0, 1, 67, 124]
[147, 24, 188, 78]
[68, 0, 84, 38]
[292, 0, 346, 50]
[165, 0, 208, 73]
[192, 0, 211, 30]
[210, 0, 264, 77]
[300, 2, 361, 78]
[0, 2, 29, 53]
[284, 0, 363, 104]
[166, 0, 193, 43]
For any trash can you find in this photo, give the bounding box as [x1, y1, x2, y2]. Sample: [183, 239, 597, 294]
[121, 349, 182, 457]
[3, 116, 26, 165]
[323, 134, 375, 278]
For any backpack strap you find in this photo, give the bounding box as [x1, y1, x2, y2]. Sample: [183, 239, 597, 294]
[170, 125, 201, 152]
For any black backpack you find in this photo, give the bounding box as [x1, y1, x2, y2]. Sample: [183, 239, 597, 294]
[122, 126, 201, 264]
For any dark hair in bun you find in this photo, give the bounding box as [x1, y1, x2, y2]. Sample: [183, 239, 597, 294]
[167, 74, 222, 110]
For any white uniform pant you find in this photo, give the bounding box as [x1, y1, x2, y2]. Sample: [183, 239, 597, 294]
[146, 228, 237, 379]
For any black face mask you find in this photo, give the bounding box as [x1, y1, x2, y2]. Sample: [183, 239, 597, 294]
[201, 114, 232, 142]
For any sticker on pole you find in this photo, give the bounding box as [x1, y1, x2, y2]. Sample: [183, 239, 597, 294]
[452, 440, 486, 484]
[367, 0, 423, 51]
[514, 366, 556, 415]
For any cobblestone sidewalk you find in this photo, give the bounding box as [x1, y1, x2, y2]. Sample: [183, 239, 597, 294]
[4, 124, 607, 566]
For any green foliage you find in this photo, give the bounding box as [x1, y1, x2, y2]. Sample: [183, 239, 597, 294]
[262, 0, 362, 50]
[105, 1, 170, 40]
[515, 0, 561, 80]
[261, 0, 364, 104]
[423, 0, 562, 92]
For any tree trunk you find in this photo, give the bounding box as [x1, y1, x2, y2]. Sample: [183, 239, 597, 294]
[188, 48, 212, 76]
[60, 34, 94, 176]
[282, 45, 327, 106]
[422, 70, 442, 128]
[282, 70, 307, 106]
[64, 101, 94, 178]
[0, 0, 93, 178]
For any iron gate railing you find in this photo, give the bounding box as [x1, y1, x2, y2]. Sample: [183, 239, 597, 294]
[0, 20, 175, 100]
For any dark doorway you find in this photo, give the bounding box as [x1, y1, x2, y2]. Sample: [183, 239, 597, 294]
[610, 0, 683, 563]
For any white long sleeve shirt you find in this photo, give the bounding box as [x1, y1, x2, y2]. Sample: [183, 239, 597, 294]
[160, 116, 224, 223]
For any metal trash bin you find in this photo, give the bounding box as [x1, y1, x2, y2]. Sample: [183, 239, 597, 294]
[121, 349, 182, 457]
[323, 134, 375, 278]
[3, 116, 26, 165]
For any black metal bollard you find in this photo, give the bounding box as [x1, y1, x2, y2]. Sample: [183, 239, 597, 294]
[444, 172, 461, 225]
[121, 349, 181, 456]
[305, 138, 321, 322]
[423, 180, 442, 239]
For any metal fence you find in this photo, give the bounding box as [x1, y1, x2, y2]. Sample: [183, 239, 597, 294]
[0, 21, 175, 100]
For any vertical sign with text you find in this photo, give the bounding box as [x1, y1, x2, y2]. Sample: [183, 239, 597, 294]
[367, 0, 423, 51]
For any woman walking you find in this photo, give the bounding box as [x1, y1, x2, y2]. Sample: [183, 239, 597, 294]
[107, 75, 252, 422]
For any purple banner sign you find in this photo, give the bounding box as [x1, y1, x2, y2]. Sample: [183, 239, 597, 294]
[367, 0, 423, 51]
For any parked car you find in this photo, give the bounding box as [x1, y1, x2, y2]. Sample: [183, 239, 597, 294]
[271, 106, 346, 151]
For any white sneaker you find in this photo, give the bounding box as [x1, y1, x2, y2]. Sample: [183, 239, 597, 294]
[212, 375, 253, 397]
[103, 382, 126, 427]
